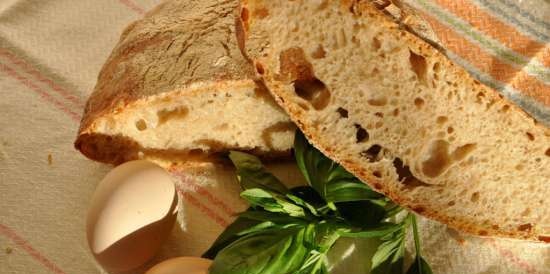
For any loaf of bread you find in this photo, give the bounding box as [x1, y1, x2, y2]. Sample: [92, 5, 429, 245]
[75, 0, 295, 165]
[241, 0, 550, 241]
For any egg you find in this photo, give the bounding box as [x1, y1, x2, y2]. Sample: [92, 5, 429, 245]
[145, 257, 212, 274]
[86, 160, 178, 272]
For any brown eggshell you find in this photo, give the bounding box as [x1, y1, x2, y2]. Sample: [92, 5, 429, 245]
[86, 160, 178, 272]
[145, 257, 212, 274]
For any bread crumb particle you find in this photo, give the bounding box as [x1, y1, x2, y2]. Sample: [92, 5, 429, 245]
[6, 247, 13, 254]
[47, 154, 53, 165]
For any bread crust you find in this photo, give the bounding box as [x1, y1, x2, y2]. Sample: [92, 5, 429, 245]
[242, 0, 550, 241]
[75, 0, 296, 164]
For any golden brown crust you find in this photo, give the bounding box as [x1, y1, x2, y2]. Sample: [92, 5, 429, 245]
[78, 0, 254, 137]
[76, 0, 270, 163]
[242, 0, 549, 241]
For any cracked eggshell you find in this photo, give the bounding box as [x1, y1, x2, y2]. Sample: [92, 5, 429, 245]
[145, 257, 212, 274]
[86, 160, 178, 272]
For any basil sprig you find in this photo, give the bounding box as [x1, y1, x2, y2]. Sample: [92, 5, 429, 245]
[204, 131, 432, 274]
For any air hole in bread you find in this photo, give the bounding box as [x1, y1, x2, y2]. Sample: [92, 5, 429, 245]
[255, 62, 265, 75]
[278, 47, 331, 110]
[453, 143, 477, 161]
[311, 45, 326, 59]
[521, 208, 531, 216]
[470, 192, 480, 202]
[261, 122, 296, 149]
[447, 127, 454, 134]
[360, 144, 382, 162]
[433, 62, 441, 73]
[337, 107, 348, 118]
[367, 96, 387, 106]
[414, 97, 425, 108]
[318, 0, 329, 10]
[372, 37, 381, 50]
[421, 140, 451, 178]
[372, 171, 382, 178]
[518, 223, 532, 232]
[409, 49, 427, 83]
[375, 112, 384, 118]
[135, 119, 147, 131]
[436, 116, 448, 124]
[278, 47, 314, 81]
[355, 124, 369, 142]
[294, 78, 331, 110]
[393, 157, 429, 189]
[515, 164, 524, 171]
[157, 107, 189, 125]
[241, 7, 249, 22]
[447, 200, 455, 206]
[393, 108, 399, 116]
[525, 132, 535, 141]
[545, 148, 550, 157]
[352, 35, 360, 45]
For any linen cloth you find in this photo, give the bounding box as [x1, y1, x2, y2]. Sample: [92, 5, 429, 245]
[0, 0, 548, 273]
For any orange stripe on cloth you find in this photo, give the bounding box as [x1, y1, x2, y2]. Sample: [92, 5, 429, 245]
[432, 0, 550, 66]
[0, 48, 86, 108]
[0, 63, 82, 121]
[0, 224, 67, 274]
[419, 12, 550, 106]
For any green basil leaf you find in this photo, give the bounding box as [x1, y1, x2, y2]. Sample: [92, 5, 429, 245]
[241, 188, 305, 217]
[406, 256, 433, 274]
[229, 151, 288, 194]
[295, 253, 329, 274]
[235, 221, 279, 236]
[371, 254, 404, 274]
[294, 131, 382, 206]
[371, 228, 406, 272]
[338, 222, 403, 238]
[239, 210, 308, 225]
[202, 216, 261, 259]
[385, 203, 404, 218]
[408, 214, 433, 274]
[209, 225, 312, 274]
[325, 180, 383, 203]
[287, 193, 320, 216]
[294, 131, 334, 196]
[290, 186, 326, 208]
[336, 200, 386, 228]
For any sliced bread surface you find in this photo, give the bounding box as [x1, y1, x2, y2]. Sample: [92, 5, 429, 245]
[75, 0, 295, 165]
[242, 0, 550, 241]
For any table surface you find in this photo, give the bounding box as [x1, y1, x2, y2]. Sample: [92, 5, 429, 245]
[0, 0, 548, 273]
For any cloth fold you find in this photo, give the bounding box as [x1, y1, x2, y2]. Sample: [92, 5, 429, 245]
[1, 0, 548, 273]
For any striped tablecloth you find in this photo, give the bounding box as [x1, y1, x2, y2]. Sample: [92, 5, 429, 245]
[0, 1, 548, 274]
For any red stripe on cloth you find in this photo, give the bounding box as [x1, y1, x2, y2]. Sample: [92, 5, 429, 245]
[172, 171, 239, 217]
[0, 49, 85, 108]
[118, 0, 146, 15]
[176, 188, 230, 228]
[0, 224, 67, 274]
[484, 238, 541, 274]
[0, 63, 81, 121]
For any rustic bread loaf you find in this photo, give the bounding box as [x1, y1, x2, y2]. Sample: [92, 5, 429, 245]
[241, 0, 550, 241]
[75, 0, 295, 165]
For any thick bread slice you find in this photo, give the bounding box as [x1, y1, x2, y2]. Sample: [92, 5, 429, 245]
[75, 0, 295, 165]
[242, 0, 550, 241]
